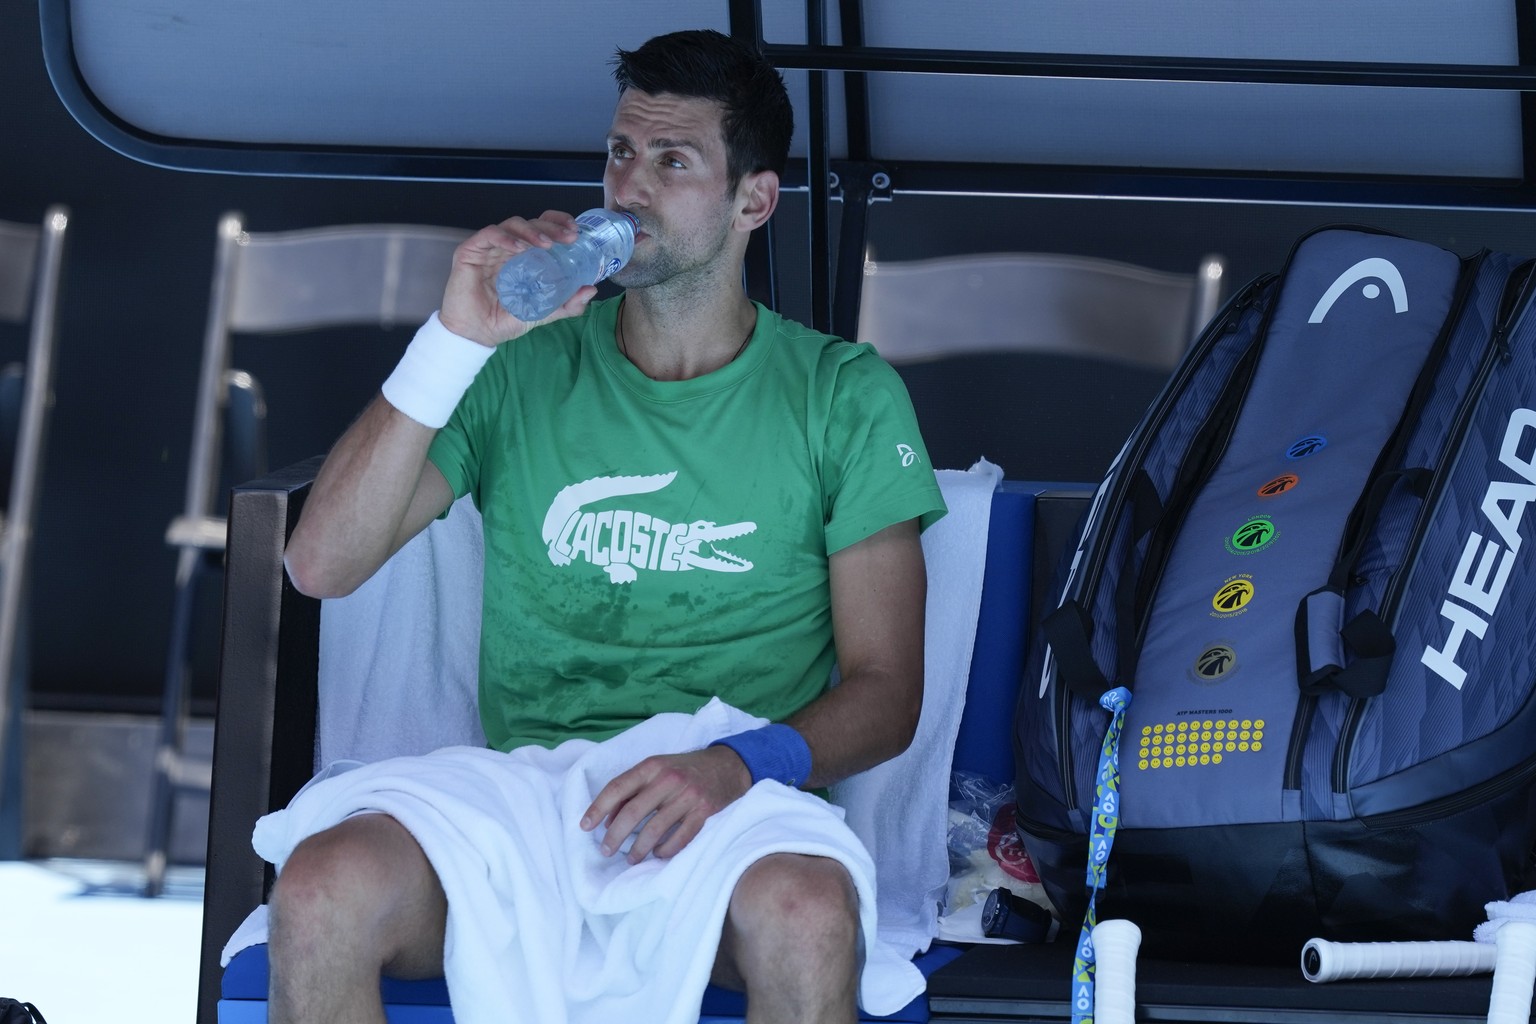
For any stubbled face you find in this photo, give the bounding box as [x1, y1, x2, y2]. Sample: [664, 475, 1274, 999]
[603, 89, 741, 291]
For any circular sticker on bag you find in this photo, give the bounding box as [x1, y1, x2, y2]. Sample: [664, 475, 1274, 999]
[1258, 474, 1299, 498]
[1190, 643, 1238, 684]
[1211, 576, 1255, 617]
[1286, 435, 1328, 460]
[1226, 515, 1278, 555]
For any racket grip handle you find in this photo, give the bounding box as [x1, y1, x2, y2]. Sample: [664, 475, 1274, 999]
[1488, 921, 1536, 1024]
[1092, 919, 1141, 1024]
[1301, 937, 1496, 983]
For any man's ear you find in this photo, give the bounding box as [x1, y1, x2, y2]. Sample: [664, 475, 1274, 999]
[735, 170, 780, 232]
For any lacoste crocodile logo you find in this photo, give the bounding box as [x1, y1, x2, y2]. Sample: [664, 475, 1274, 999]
[541, 472, 757, 585]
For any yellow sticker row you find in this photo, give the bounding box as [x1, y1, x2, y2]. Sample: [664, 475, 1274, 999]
[1143, 719, 1265, 734]
[1139, 751, 1248, 769]
[1142, 737, 1262, 755]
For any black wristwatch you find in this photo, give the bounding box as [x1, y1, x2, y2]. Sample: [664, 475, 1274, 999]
[981, 886, 1054, 943]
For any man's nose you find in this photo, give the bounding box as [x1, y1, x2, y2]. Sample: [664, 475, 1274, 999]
[608, 162, 648, 209]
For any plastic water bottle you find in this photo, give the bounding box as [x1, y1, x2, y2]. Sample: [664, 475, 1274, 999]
[496, 208, 638, 322]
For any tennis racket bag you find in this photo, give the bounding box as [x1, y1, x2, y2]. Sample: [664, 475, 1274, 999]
[1014, 226, 1536, 962]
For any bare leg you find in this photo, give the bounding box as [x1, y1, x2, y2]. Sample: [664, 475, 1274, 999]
[712, 853, 862, 1024]
[267, 813, 448, 1024]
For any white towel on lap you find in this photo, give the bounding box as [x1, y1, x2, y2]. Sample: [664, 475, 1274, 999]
[237, 698, 924, 1024]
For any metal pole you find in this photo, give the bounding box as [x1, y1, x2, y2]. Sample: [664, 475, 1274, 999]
[0, 205, 67, 859]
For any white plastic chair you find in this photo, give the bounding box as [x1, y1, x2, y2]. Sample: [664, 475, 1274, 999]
[0, 206, 69, 857]
[146, 212, 465, 893]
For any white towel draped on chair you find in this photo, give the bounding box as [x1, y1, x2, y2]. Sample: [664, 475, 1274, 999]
[317, 493, 486, 766]
[832, 459, 1002, 956]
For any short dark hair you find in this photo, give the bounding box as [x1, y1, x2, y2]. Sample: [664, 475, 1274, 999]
[612, 29, 794, 189]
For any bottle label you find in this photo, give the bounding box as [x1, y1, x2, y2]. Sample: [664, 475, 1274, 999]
[576, 210, 636, 284]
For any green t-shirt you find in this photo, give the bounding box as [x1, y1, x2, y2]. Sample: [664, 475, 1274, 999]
[428, 296, 947, 752]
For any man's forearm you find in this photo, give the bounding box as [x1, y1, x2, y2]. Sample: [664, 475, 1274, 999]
[786, 662, 923, 790]
[283, 394, 445, 599]
[787, 518, 928, 790]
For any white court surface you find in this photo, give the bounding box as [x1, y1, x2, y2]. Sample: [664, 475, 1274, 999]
[0, 860, 203, 1022]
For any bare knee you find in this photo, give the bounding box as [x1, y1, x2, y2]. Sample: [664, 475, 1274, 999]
[727, 854, 860, 965]
[272, 815, 406, 932]
[269, 813, 446, 978]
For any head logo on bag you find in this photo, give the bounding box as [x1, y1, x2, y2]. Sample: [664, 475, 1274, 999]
[1308, 257, 1408, 323]
[1421, 406, 1536, 690]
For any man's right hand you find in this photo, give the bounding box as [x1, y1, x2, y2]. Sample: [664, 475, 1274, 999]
[580, 746, 755, 863]
[288, 211, 600, 600]
[438, 211, 600, 347]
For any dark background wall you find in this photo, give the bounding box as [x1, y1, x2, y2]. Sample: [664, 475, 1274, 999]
[4, 0, 1536, 712]
[1, 0, 606, 712]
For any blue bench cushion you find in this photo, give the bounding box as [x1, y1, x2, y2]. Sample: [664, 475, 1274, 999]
[949, 482, 1035, 786]
[222, 942, 964, 1021]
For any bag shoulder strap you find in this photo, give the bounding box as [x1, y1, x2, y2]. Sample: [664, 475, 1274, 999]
[0, 1001, 45, 1024]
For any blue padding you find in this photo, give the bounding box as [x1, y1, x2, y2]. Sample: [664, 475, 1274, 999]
[697, 943, 963, 1021]
[220, 1000, 452, 1023]
[218, 1002, 271, 1024]
[223, 942, 964, 1022]
[224, 943, 451, 1006]
[949, 483, 1036, 787]
[221, 943, 269, 998]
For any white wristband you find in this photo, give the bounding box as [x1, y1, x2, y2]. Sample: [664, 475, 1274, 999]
[380, 312, 496, 428]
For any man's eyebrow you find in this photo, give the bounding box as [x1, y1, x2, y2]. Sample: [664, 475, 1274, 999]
[607, 132, 704, 155]
[652, 136, 703, 154]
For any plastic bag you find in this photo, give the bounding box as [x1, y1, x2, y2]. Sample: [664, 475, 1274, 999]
[945, 771, 1042, 912]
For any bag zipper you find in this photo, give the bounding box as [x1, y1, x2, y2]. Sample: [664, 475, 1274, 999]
[1052, 275, 1275, 811]
[1068, 276, 1275, 624]
[1128, 335, 1266, 657]
[1332, 259, 1536, 797]
[1014, 808, 1081, 844]
[1359, 747, 1536, 830]
[1283, 697, 1316, 791]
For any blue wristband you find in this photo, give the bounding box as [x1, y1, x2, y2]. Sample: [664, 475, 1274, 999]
[710, 723, 813, 788]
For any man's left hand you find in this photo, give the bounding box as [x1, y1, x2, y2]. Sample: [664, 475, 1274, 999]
[580, 745, 753, 863]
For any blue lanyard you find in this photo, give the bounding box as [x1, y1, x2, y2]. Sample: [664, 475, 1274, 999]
[1071, 686, 1132, 1024]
